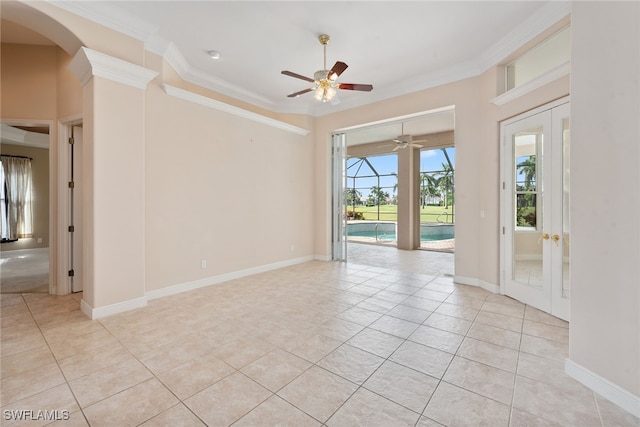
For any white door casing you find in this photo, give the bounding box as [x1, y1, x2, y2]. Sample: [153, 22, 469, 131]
[70, 125, 83, 292]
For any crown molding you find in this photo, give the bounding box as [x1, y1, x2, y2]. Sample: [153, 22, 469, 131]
[181, 65, 277, 109]
[162, 84, 310, 136]
[145, 36, 296, 114]
[69, 47, 158, 89]
[49, 1, 156, 42]
[0, 125, 49, 149]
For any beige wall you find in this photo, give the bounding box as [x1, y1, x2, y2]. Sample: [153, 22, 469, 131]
[56, 46, 83, 119]
[1, 43, 57, 119]
[0, 144, 49, 250]
[569, 2, 639, 397]
[144, 78, 314, 291]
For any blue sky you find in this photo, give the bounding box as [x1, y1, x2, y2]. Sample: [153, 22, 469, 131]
[347, 147, 455, 197]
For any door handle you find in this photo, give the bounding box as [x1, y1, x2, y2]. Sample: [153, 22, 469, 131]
[538, 233, 550, 244]
[551, 234, 560, 246]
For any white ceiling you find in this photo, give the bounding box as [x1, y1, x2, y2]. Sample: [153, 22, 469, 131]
[2, 1, 569, 144]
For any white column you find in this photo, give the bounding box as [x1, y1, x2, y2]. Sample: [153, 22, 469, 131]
[69, 47, 157, 318]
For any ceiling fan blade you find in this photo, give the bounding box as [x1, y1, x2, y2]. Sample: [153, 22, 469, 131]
[339, 83, 373, 92]
[287, 88, 313, 98]
[329, 61, 348, 79]
[281, 70, 315, 83]
[412, 144, 424, 149]
[413, 139, 427, 144]
[392, 145, 401, 152]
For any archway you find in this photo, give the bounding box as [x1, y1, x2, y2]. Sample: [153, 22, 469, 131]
[1, 1, 84, 295]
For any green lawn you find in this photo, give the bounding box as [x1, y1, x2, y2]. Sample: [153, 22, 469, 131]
[348, 204, 455, 223]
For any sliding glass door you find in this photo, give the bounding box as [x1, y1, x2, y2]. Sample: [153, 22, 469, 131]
[331, 133, 348, 261]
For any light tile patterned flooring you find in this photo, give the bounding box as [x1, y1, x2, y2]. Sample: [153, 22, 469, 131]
[1, 244, 638, 426]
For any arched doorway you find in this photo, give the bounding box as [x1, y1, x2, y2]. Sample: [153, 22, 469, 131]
[1, 1, 84, 295]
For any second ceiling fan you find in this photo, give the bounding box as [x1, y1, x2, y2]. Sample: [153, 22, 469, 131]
[281, 34, 373, 102]
[391, 123, 426, 151]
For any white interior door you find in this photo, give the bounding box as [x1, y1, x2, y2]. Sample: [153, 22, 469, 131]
[331, 133, 348, 261]
[501, 100, 570, 320]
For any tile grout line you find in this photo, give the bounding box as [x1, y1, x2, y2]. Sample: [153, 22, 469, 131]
[18, 292, 92, 426]
[312, 269, 452, 425]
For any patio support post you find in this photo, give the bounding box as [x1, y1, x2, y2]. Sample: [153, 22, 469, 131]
[397, 141, 420, 250]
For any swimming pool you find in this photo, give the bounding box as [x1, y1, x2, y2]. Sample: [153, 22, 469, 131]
[347, 222, 454, 242]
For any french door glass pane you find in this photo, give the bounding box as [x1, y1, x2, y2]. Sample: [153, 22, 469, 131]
[512, 128, 543, 286]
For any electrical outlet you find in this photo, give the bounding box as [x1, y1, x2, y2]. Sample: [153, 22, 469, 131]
[37, 237, 43, 243]
[201, 260, 207, 269]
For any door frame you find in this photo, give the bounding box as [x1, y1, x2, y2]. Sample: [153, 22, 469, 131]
[58, 115, 83, 294]
[0, 118, 56, 294]
[499, 96, 570, 317]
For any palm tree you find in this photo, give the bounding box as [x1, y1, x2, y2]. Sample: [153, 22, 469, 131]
[516, 156, 537, 191]
[437, 163, 454, 208]
[420, 173, 440, 208]
[369, 186, 389, 206]
[391, 173, 398, 205]
[344, 188, 361, 210]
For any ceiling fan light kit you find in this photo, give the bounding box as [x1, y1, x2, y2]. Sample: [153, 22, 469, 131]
[281, 34, 373, 102]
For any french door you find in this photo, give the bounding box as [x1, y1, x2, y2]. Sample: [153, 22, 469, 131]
[501, 99, 570, 321]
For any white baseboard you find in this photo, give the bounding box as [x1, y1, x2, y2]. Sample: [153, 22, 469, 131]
[81, 296, 148, 320]
[146, 255, 316, 301]
[565, 358, 640, 418]
[454, 275, 500, 294]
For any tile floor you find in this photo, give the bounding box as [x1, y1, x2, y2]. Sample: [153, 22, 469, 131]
[1, 244, 638, 426]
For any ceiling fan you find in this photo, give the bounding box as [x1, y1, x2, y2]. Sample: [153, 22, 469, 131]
[281, 34, 373, 102]
[391, 123, 426, 151]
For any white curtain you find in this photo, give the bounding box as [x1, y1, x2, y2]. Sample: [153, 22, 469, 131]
[0, 156, 33, 240]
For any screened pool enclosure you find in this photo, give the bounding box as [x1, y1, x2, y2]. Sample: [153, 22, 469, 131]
[345, 148, 455, 252]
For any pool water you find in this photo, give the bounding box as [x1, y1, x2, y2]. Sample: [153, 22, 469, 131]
[347, 224, 454, 242]
[348, 230, 396, 241]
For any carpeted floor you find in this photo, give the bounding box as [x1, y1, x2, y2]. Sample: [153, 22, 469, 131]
[0, 247, 49, 293]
